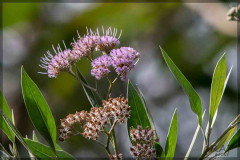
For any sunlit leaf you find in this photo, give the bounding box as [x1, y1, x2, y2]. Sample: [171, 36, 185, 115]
[160, 47, 202, 126]
[21, 67, 56, 151]
[209, 54, 227, 121]
[24, 139, 74, 159]
[165, 109, 178, 159]
[0, 91, 15, 142]
[225, 129, 240, 152]
[215, 126, 236, 151]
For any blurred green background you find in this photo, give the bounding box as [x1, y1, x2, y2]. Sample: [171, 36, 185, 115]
[2, 2, 238, 158]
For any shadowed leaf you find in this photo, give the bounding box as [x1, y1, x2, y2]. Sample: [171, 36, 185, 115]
[0, 91, 15, 142]
[21, 67, 56, 151]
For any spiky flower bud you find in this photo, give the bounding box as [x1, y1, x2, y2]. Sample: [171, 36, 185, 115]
[39, 46, 72, 78]
[71, 35, 99, 60]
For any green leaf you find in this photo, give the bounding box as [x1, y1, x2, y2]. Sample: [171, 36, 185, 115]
[24, 139, 74, 159]
[127, 80, 153, 130]
[76, 66, 101, 107]
[0, 91, 15, 142]
[209, 54, 227, 121]
[215, 126, 236, 151]
[127, 81, 164, 157]
[154, 142, 165, 158]
[0, 111, 31, 152]
[225, 129, 240, 152]
[21, 67, 56, 151]
[160, 47, 202, 126]
[165, 109, 178, 159]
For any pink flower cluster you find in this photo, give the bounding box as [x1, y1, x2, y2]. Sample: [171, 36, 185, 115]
[130, 126, 157, 159]
[91, 55, 112, 80]
[39, 27, 140, 81]
[110, 47, 140, 81]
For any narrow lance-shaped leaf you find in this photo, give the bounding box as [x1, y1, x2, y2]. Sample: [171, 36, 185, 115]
[209, 54, 227, 122]
[160, 47, 202, 126]
[0, 111, 31, 154]
[127, 81, 152, 130]
[75, 66, 101, 107]
[24, 139, 74, 159]
[225, 129, 240, 152]
[0, 91, 15, 142]
[21, 67, 56, 151]
[127, 81, 164, 157]
[165, 109, 178, 159]
[214, 126, 236, 152]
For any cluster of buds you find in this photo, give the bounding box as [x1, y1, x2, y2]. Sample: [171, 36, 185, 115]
[130, 126, 157, 159]
[39, 27, 140, 81]
[110, 47, 140, 81]
[103, 97, 130, 123]
[59, 97, 130, 141]
[58, 111, 87, 141]
[109, 153, 123, 160]
[91, 55, 112, 79]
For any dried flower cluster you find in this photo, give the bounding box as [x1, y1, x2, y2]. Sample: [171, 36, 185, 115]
[103, 97, 130, 123]
[59, 97, 130, 141]
[109, 153, 123, 160]
[39, 27, 140, 80]
[130, 126, 157, 159]
[58, 111, 87, 141]
[82, 107, 109, 140]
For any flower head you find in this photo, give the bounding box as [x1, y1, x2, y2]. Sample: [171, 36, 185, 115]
[130, 126, 157, 159]
[91, 55, 112, 80]
[39, 45, 73, 78]
[95, 27, 121, 53]
[71, 35, 99, 61]
[103, 97, 130, 123]
[110, 47, 140, 81]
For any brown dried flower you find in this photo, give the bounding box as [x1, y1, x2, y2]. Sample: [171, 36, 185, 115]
[58, 111, 87, 141]
[103, 97, 130, 123]
[82, 107, 109, 140]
